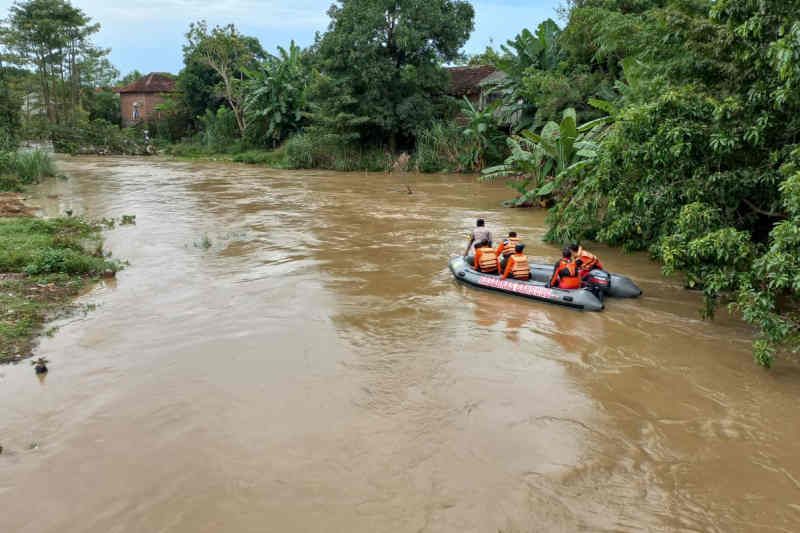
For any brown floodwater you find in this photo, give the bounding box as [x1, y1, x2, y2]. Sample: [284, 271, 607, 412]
[1, 156, 799, 532]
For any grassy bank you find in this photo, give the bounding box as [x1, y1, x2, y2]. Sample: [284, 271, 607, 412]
[163, 123, 484, 173]
[0, 217, 121, 363]
[166, 137, 392, 172]
[0, 150, 122, 363]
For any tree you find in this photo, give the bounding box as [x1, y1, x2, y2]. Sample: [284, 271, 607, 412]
[244, 41, 309, 147]
[117, 69, 143, 87]
[482, 105, 611, 206]
[182, 21, 265, 137]
[311, 0, 474, 150]
[1, 0, 106, 124]
[541, 0, 800, 366]
[488, 20, 564, 130]
[0, 63, 22, 148]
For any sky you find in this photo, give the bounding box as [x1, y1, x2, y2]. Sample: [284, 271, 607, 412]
[0, 0, 563, 76]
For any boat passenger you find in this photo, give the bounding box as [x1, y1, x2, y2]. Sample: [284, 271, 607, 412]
[465, 219, 492, 255]
[569, 242, 603, 275]
[495, 231, 520, 258]
[501, 243, 530, 280]
[496, 231, 520, 270]
[474, 240, 499, 273]
[549, 248, 582, 289]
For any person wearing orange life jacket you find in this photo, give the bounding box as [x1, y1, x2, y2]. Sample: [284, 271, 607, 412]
[496, 231, 520, 271]
[473, 240, 500, 273]
[549, 247, 582, 289]
[501, 243, 530, 280]
[568, 242, 603, 276]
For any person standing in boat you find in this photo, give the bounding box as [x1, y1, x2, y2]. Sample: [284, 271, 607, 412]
[549, 247, 582, 289]
[569, 243, 603, 276]
[473, 240, 500, 273]
[496, 231, 520, 271]
[465, 219, 492, 256]
[500, 243, 530, 280]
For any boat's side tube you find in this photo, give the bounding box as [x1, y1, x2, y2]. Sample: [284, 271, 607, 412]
[449, 257, 604, 311]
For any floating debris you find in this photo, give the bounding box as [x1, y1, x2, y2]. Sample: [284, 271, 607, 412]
[32, 357, 49, 374]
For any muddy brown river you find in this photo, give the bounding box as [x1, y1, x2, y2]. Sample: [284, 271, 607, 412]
[1, 156, 800, 532]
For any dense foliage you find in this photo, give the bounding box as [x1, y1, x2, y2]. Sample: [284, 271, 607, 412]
[310, 0, 474, 150]
[244, 41, 309, 147]
[1, 0, 113, 124]
[478, 0, 800, 366]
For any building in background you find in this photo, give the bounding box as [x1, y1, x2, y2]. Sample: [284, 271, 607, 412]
[115, 73, 176, 126]
[446, 65, 506, 105]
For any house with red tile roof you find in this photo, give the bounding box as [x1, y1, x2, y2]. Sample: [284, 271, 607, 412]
[114, 73, 177, 126]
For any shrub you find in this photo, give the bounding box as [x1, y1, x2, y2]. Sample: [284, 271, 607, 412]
[284, 133, 314, 168]
[13, 149, 55, 183]
[413, 122, 467, 172]
[50, 119, 148, 155]
[231, 147, 288, 167]
[284, 132, 392, 171]
[0, 217, 118, 275]
[199, 107, 240, 152]
[0, 149, 55, 190]
[23, 248, 110, 275]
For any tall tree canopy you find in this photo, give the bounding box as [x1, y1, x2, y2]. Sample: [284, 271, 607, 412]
[182, 21, 266, 137]
[1, 0, 108, 124]
[537, 0, 800, 366]
[311, 0, 474, 149]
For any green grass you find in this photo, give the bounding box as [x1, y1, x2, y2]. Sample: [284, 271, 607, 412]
[167, 136, 393, 172]
[0, 217, 122, 362]
[231, 147, 289, 167]
[0, 149, 56, 192]
[0, 273, 87, 363]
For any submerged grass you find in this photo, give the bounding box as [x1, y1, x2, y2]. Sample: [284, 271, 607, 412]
[0, 216, 122, 363]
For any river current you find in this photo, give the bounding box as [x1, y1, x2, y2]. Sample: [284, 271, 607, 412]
[1, 157, 799, 532]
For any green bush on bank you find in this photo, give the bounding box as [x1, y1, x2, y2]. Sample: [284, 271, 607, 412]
[413, 122, 472, 173]
[231, 147, 288, 167]
[0, 216, 121, 362]
[0, 217, 119, 276]
[50, 119, 149, 155]
[284, 133, 393, 172]
[0, 149, 56, 191]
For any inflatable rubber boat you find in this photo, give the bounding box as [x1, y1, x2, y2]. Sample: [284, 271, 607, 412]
[449, 256, 604, 311]
[528, 263, 642, 298]
[463, 255, 643, 298]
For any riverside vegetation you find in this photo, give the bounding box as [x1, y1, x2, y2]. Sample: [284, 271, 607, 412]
[1, 0, 799, 366]
[0, 146, 121, 362]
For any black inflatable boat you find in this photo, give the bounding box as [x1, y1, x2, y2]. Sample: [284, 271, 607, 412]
[449, 256, 604, 311]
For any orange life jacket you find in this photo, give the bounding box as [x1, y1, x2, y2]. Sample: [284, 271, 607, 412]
[476, 247, 499, 273]
[551, 258, 581, 289]
[500, 237, 520, 257]
[576, 248, 602, 271]
[509, 253, 530, 280]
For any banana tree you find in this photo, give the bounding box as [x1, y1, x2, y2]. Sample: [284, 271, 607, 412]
[489, 19, 563, 131]
[243, 41, 308, 147]
[481, 106, 612, 207]
[460, 95, 505, 171]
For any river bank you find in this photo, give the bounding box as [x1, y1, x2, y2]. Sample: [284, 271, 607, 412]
[0, 155, 121, 364]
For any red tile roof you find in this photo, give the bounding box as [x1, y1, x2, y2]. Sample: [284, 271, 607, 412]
[446, 65, 498, 96]
[115, 73, 176, 94]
